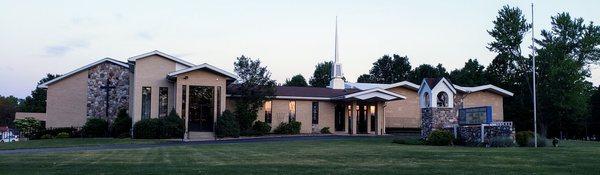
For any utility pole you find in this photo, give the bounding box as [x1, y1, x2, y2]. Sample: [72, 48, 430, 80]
[531, 3, 538, 148]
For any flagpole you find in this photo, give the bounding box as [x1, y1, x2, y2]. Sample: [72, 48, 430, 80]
[531, 3, 538, 148]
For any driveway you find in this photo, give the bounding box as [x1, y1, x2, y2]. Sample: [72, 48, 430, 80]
[0, 135, 387, 155]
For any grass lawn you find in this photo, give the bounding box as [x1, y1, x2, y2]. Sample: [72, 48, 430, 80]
[0, 138, 162, 150]
[1, 137, 599, 174]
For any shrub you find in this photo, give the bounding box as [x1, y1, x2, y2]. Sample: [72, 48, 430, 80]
[133, 118, 165, 139]
[111, 109, 132, 138]
[43, 127, 81, 138]
[215, 110, 240, 138]
[273, 121, 302, 135]
[40, 134, 53, 139]
[252, 121, 271, 136]
[320, 127, 331, 134]
[14, 117, 44, 139]
[55, 132, 70, 138]
[516, 131, 534, 147]
[427, 130, 453, 146]
[392, 138, 425, 145]
[527, 135, 548, 147]
[489, 136, 515, 147]
[163, 109, 185, 139]
[83, 118, 109, 137]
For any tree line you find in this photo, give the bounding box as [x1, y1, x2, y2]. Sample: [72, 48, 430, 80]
[1, 5, 599, 139]
[281, 6, 600, 139]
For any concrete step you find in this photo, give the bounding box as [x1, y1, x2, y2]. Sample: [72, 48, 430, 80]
[187, 132, 215, 141]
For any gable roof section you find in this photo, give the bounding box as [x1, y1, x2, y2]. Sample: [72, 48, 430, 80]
[227, 85, 360, 100]
[167, 63, 239, 80]
[345, 81, 419, 91]
[339, 88, 406, 101]
[127, 50, 195, 67]
[38, 58, 128, 88]
[454, 84, 514, 97]
[383, 81, 420, 91]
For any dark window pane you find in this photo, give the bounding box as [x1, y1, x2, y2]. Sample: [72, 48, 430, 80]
[312, 102, 319, 124]
[141, 87, 151, 120]
[159, 87, 168, 118]
[182, 85, 187, 119]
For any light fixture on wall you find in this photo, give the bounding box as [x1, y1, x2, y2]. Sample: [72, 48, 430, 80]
[183, 76, 188, 80]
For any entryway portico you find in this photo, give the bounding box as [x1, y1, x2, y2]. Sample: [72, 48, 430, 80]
[333, 88, 406, 135]
[167, 64, 239, 140]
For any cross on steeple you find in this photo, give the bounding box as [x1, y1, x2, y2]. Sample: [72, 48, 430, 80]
[100, 78, 116, 118]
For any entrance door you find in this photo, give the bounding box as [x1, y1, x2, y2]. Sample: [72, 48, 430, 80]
[334, 104, 345, 131]
[357, 105, 368, 134]
[188, 86, 214, 132]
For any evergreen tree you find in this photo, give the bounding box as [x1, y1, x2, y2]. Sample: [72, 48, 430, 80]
[233, 55, 276, 131]
[408, 64, 449, 84]
[20, 74, 60, 113]
[368, 54, 412, 83]
[284, 74, 308, 87]
[450, 59, 487, 86]
[309, 61, 333, 87]
[485, 5, 532, 133]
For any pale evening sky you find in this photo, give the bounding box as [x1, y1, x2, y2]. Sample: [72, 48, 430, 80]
[1, 0, 599, 98]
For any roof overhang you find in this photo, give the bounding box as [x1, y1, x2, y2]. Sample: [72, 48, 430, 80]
[167, 63, 239, 81]
[127, 50, 195, 67]
[454, 85, 514, 97]
[336, 88, 406, 101]
[38, 58, 128, 88]
[384, 81, 420, 91]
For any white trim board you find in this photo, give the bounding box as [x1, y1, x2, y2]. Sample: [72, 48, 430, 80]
[38, 58, 128, 88]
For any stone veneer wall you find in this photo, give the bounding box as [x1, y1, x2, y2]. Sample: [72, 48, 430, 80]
[87, 62, 129, 122]
[420, 107, 457, 139]
[455, 125, 513, 145]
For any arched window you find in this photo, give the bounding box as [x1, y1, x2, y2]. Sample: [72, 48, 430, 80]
[423, 92, 430, 107]
[437, 92, 449, 107]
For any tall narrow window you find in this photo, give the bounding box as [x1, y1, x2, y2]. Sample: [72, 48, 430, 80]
[216, 86, 221, 116]
[159, 87, 168, 118]
[181, 85, 187, 119]
[312, 102, 319, 124]
[370, 105, 377, 132]
[141, 87, 151, 120]
[264, 100, 272, 123]
[288, 101, 296, 121]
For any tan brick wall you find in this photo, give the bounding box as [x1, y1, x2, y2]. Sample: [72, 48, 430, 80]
[232, 98, 335, 133]
[46, 70, 89, 127]
[384, 87, 421, 128]
[15, 112, 47, 122]
[132, 55, 176, 122]
[461, 91, 505, 121]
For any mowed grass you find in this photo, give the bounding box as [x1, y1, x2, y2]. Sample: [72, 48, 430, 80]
[1, 137, 600, 175]
[0, 138, 162, 150]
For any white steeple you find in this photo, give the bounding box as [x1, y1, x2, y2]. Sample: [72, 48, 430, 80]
[329, 16, 345, 89]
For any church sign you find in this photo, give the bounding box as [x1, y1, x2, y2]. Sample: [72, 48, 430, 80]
[458, 106, 492, 125]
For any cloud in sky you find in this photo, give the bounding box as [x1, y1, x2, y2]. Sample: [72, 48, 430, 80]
[0, 1, 599, 98]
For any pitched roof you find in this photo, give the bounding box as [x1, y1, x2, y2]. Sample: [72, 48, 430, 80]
[344, 81, 419, 91]
[38, 58, 128, 88]
[454, 84, 514, 97]
[227, 85, 360, 100]
[167, 63, 239, 81]
[127, 50, 195, 67]
[424, 78, 442, 87]
[340, 88, 406, 101]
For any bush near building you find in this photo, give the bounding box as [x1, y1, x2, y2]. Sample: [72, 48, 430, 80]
[273, 121, 301, 135]
[489, 136, 515, 147]
[215, 110, 240, 138]
[111, 109, 132, 138]
[14, 117, 44, 139]
[252, 121, 271, 136]
[427, 130, 453, 146]
[82, 118, 109, 137]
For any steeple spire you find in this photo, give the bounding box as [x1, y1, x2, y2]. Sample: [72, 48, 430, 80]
[329, 16, 345, 89]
